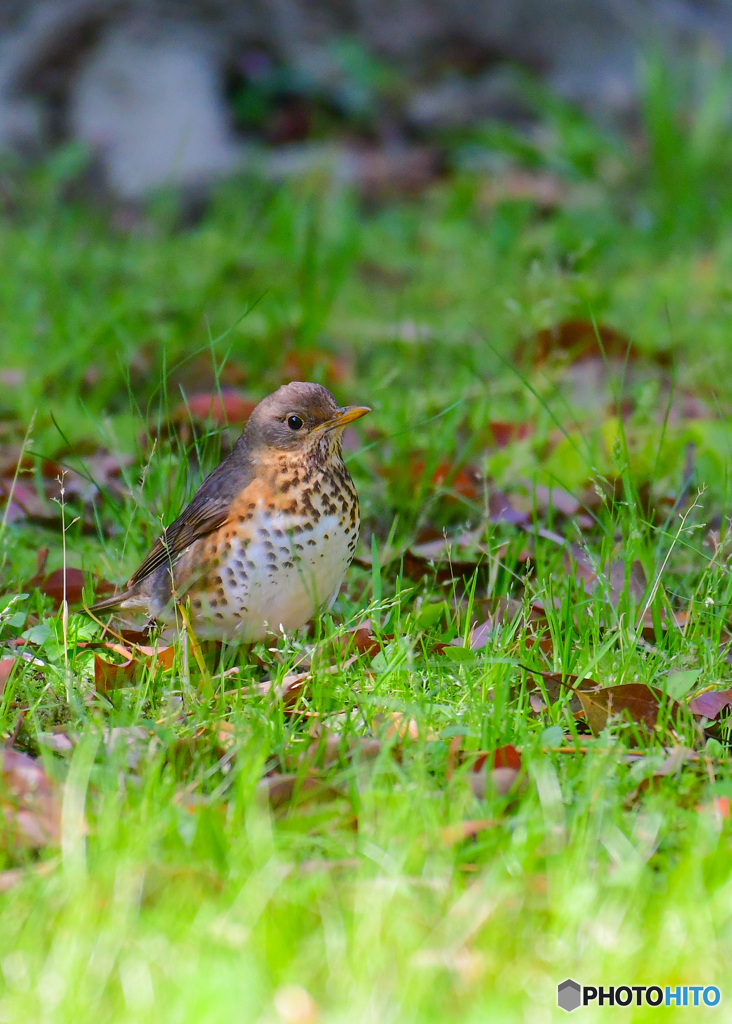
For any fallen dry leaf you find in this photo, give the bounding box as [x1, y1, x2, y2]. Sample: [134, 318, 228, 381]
[487, 421, 532, 448]
[697, 796, 730, 818]
[339, 622, 383, 659]
[92, 643, 174, 694]
[174, 390, 257, 426]
[1, 748, 61, 852]
[467, 744, 523, 799]
[564, 546, 647, 606]
[0, 855, 59, 892]
[0, 658, 15, 695]
[576, 683, 684, 737]
[274, 983, 319, 1024]
[688, 688, 732, 719]
[258, 772, 342, 810]
[30, 567, 115, 609]
[441, 819, 499, 846]
[528, 319, 638, 367]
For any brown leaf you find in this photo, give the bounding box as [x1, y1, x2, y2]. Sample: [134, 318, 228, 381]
[258, 772, 340, 809]
[94, 653, 137, 694]
[0, 658, 15, 696]
[688, 687, 732, 719]
[385, 712, 420, 742]
[441, 819, 499, 846]
[0, 856, 59, 892]
[529, 319, 637, 366]
[565, 546, 646, 607]
[340, 622, 382, 659]
[1, 748, 61, 851]
[259, 672, 310, 707]
[470, 745, 522, 799]
[31, 567, 115, 608]
[431, 460, 483, 501]
[281, 349, 352, 387]
[488, 489, 530, 525]
[488, 422, 532, 448]
[480, 168, 566, 209]
[530, 484, 580, 517]
[175, 390, 257, 426]
[577, 683, 683, 737]
[0, 478, 55, 522]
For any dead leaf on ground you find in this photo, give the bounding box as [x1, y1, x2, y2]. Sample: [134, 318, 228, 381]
[339, 621, 384, 659]
[93, 642, 174, 694]
[1, 748, 61, 851]
[0, 855, 59, 892]
[487, 421, 532, 448]
[0, 658, 15, 695]
[480, 168, 566, 210]
[273, 982, 320, 1024]
[524, 319, 641, 367]
[30, 567, 115, 609]
[688, 687, 732, 719]
[448, 742, 523, 800]
[174, 390, 257, 426]
[577, 683, 684, 737]
[565, 545, 647, 606]
[280, 348, 352, 387]
[258, 772, 343, 810]
[441, 819, 499, 846]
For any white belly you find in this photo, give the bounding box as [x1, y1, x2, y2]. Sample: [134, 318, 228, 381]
[188, 509, 356, 641]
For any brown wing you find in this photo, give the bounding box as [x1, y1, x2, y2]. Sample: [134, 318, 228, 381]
[127, 442, 255, 588]
[127, 497, 231, 588]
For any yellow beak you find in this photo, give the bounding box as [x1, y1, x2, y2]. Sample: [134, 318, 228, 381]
[325, 405, 371, 428]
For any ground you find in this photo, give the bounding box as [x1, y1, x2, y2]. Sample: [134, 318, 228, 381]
[2, 75, 732, 1022]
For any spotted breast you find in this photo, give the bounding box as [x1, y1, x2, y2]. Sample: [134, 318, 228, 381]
[172, 442, 360, 640]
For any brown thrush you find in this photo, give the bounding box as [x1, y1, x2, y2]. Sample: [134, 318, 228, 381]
[89, 382, 370, 640]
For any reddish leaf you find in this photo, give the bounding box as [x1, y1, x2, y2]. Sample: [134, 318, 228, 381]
[258, 772, 342, 809]
[441, 819, 499, 846]
[0, 479, 55, 521]
[176, 390, 257, 426]
[576, 684, 683, 737]
[31, 568, 115, 609]
[1, 748, 61, 851]
[697, 796, 731, 818]
[0, 857, 58, 893]
[94, 653, 137, 693]
[488, 422, 532, 448]
[258, 672, 310, 708]
[530, 319, 637, 366]
[340, 622, 383, 659]
[0, 658, 15, 696]
[688, 688, 732, 719]
[488, 489, 529, 525]
[470, 745, 522, 799]
[493, 744, 522, 771]
[281, 349, 352, 386]
[431, 460, 483, 500]
[565, 546, 646, 607]
[480, 168, 565, 209]
[531, 484, 580, 517]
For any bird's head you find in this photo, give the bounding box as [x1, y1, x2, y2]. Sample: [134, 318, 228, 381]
[242, 381, 370, 458]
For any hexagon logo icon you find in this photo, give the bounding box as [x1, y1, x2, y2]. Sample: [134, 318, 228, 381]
[557, 979, 582, 1012]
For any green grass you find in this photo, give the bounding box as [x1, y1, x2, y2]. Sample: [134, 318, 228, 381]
[5, 73, 732, 1020]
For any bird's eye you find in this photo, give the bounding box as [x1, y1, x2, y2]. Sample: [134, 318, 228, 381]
[287, 414, 304, 431]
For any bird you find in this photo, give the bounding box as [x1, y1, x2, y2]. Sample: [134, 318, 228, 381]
[88, 381, 370, 641]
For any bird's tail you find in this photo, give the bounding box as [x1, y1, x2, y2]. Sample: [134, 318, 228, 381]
[86, 591, 131, 614]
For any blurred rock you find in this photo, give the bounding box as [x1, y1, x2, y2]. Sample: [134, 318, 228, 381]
[69, 20, 242, 198]
[0, 0, 730, 197]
